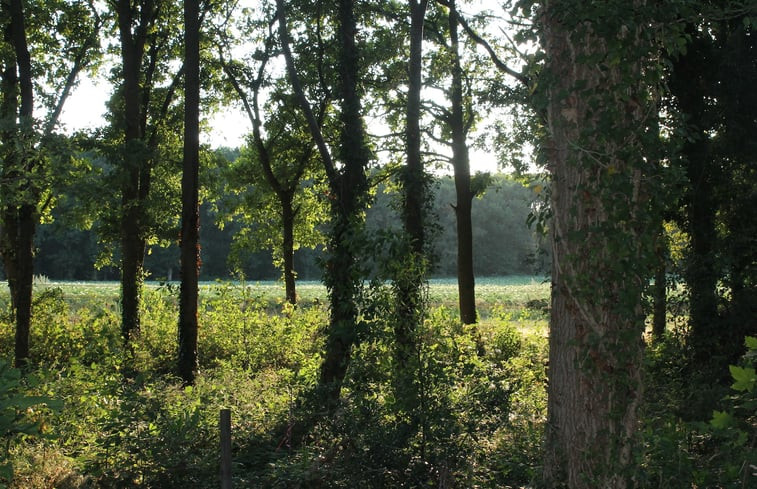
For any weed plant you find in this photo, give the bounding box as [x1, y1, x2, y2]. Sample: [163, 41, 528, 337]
[0, 280, 549, 488]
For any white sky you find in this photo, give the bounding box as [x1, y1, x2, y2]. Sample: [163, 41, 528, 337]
[61, 78, 501, 174]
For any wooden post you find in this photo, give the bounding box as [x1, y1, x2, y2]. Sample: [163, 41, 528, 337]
[220, 408, 232, 489]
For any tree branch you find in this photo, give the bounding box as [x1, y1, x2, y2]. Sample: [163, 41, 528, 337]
[276, 0, 337, 186]
[435, 0, 529, 86]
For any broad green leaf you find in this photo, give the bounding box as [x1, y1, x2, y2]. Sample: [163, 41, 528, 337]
[711, 410, 736, 429]
[745, 336, 757, 351]
[729, 365, 756, 392]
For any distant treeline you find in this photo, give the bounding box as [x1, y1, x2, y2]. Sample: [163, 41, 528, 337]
[1, 174, 546, 282]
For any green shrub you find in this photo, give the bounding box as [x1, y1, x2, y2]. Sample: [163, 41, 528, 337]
[0, 359, 61, 487]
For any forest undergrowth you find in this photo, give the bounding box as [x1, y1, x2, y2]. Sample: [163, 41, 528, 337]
[0, 281, 753, 488]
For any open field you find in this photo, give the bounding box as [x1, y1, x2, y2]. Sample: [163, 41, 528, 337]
[0, 275, 550, 318]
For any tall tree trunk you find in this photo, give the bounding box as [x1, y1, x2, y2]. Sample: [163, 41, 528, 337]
[448, 0, 476, 325]
[116, 0, 149, 345]
[667, 31, 722, 361]
[281, 194, 297, 305]
[401, 0, 428, 256]
[392, 0, 429, 418]
[540, 3, 653, 487]
[178, 0, 200, 385]
[317, 0, 372, 411]
[684, 139, 720, 357]
[1, 0, 93, 368]
[277, 0, 371, 412]
[0, 0, 35, 368]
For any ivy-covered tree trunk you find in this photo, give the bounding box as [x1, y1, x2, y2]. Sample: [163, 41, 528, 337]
[178, 0, 200, 385]
[116, 0, 151, 345]
[539, 2, 656, 487]
[388, 0, 430, 434]
[448, 0, 476, 325]
[0, 0, 35, 368]
[277, 0, 371, 411]
[317, 0, 372, 411]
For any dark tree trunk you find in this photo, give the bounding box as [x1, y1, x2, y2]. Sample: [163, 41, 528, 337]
[281, 194, 297, 305]
[393, 0, 429, 405]
[0, 0, 35, 368]
[652, 228, 667, 340]
[402, 0, 428, 256]
[317, 0, 372, 411]
[448, 0, 476, 325]
[668, 32, 722, 361]
[277, 0, 371, 412]
[178, 0, 200, 385]
[116, 0, 150, 345]
[1, 205, 35, 367]
[1, 0, 92, 368]
[685, 140, 720, 357]
[11, 206, 33, 367]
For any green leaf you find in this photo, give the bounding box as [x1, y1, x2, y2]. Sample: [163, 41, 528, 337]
[711, 410, 736, 429]
[729, 365, 756, 392]
[745, 336, 757, 351]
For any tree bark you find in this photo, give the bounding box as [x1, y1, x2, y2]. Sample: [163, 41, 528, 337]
[683, 136, 719, 357]
[281, 194, 297, 304]
[652, 227, 667, 340]
[178, 0, 201, 385]
[277, 0, 371, 411]
[402, 0, 428, 257]
[448, 0, 476, 325]
[316, 0, 373, 412]
[0, 0, 35, 368]
[540, 3, 653, 487]
[117, 0, 148, 345]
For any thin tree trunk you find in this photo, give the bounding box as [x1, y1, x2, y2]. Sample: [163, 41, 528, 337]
[281, 195, 297, 305]
[178, 0, 200, 385]
[652, 228, 667, 340]
[448, 0, 476, 325]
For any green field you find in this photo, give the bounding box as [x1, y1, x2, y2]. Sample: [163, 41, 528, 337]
[1, 275, 550, 317]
